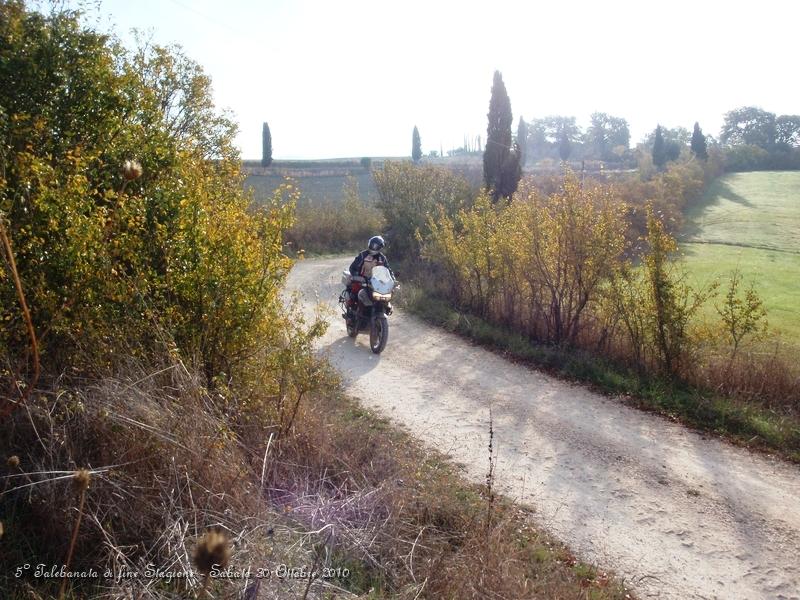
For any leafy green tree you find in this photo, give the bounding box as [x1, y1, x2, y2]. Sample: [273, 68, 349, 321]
[652, 125, 667, 169]
[775, 115, 800, 148]
[516, 116, 528, 166]
[691, 122, 708, 160]
[526, 116, 581, 161]
[483, 71, 518, 201]
[262, 122, 273, 166]
[586, 112, 630, 160]
[539, 116, 581, 142]
[720, 106, 776, 149]
[412, 125, 422, 162]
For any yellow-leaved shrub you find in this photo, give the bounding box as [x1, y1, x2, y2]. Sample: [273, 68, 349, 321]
[424, 174, 628, 346]
[0, 3, 305, 383]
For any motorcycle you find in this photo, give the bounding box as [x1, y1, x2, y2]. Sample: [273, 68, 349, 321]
[339, 265, 396, 354]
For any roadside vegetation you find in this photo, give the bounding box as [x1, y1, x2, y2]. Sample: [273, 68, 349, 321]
[376, 157, 800, 461]
[0, 3, 632, 598]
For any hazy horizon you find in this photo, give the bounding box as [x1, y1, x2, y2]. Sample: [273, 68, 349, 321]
[71, 0, 799, 160]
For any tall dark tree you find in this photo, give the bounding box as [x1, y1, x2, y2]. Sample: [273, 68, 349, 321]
[483, 70, 518, 201]
[516, 116, 528, 166]
[558, 128, 572, 162]
[261, 122, 272, 167]
[412, 126, 422, 162]
[652, 125, 666, 169]
[499, 143, 522, 198]
[691, 122, 708, 160]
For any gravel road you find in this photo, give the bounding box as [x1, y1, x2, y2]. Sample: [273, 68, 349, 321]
[286, 256, 800, 600]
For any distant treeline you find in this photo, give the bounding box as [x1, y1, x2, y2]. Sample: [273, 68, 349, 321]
[517, 107, 800, 172]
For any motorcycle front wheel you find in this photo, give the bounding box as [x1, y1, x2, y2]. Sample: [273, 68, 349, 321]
[370, 314, 388, 354]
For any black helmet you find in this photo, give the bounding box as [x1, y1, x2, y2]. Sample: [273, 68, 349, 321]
[368, 235, 385, 253]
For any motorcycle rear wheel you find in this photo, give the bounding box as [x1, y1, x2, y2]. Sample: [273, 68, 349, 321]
[346, 316, 358, 338]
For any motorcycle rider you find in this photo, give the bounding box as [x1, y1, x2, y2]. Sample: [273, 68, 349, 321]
[346, 236, 393, 320]
[349, 235, 391, 278]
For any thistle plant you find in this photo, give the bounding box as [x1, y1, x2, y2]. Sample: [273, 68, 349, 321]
[122, 159, 143, 181]
[120, 159, 143, 194]
[193, 530, 231, 595]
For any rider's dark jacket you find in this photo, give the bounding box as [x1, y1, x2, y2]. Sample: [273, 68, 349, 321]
[349, 250, 391, 278]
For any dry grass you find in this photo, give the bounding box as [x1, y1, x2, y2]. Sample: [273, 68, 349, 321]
[269, 392, 632, 598]
[1, 355, 320, 599]
[1, 349, 632, 599]
[695, 345, 800, 413]
[284, 177, 385, 256]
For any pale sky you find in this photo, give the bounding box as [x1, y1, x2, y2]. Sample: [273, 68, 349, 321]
[73, 0, 799, 159]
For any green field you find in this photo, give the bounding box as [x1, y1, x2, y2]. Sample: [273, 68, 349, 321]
[679, 171, 800, 343]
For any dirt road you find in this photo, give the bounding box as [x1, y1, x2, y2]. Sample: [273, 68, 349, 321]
[286, 256, 800, 600]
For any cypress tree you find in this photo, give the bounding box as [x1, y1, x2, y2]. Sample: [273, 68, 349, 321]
[691, 122, 708, 160]
[499, 143, 522, 198]
[516, 116, 528, 166]
[261, 122, 272, 167]
[483, 70, 517, 201]
[412, 126, 422, 162]
[652, 125, 666, 169]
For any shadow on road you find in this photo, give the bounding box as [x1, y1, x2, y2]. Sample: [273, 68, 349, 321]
[319, 333, 382, 380]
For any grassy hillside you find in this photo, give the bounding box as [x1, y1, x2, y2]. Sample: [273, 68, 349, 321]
[683, 172, 800, 251]
[679, 172, 800, 344]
